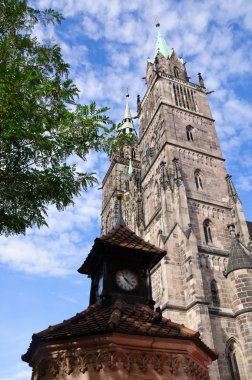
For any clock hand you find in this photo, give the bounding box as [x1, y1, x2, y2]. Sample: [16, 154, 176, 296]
[123, 276, 134, 286]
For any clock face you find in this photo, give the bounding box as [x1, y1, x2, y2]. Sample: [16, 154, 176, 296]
[116, 269, 138, 291]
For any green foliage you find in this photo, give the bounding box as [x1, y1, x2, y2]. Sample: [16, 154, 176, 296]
[0, 0, 133, 235]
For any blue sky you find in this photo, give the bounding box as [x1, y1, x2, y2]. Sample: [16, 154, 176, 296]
[1, 0, 252, 378]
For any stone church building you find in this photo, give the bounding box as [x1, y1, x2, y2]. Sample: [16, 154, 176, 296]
[23, 25, 252, 380]
[101, 25, 252, 379]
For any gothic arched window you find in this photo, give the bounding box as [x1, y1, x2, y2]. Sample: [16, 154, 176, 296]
[174, 66, 179, 78]
[131, 148, 136, 159]
[227, 340, 243, 380]
[210, 280, 220, 306]
[186, 125, 194, 141]
[195, 170, 203, 190]
[203, 219, 212, 244]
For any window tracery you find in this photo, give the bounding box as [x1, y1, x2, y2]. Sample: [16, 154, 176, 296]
[195, 170, 203, 190]
[186, 125, 194, 141]
[226, 340, 244, 380]
[203, 219, 212, 244]
[174, 66, 179, 78]
[173, 83, 196, 112]
[210, 279, 220, 306]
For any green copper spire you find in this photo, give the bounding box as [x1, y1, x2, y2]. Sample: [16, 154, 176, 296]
[149, 23, 173, 63]
[117, 91, 135, 135]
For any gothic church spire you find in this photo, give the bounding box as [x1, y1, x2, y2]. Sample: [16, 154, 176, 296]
[152, 22, 173, 61]
[117, 90, 136, 135]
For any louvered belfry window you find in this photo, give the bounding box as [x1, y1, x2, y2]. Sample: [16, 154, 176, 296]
[173, 83, 196, 112]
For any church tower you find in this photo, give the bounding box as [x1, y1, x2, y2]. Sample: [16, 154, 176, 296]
[101, 91, 141, 235]
[102, 24, 252, 380]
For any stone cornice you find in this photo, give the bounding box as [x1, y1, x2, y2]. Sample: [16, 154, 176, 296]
[198, 245, 229, 257]
[140, 72, 204, 110]
[187, 195, 231, 210]
[140, 140, 225, 183]
[159, 72, 204, 92]
[162, 299, 210, 314]
[162, 302, 252, 320]
[209, 306, 252, 318]
[29, 333, 213, 379]
[165, 140, 224, 161]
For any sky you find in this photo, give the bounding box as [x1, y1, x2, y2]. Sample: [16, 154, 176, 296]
[1, 0, 252, 379]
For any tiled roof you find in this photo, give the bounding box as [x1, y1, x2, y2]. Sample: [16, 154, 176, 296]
[225, 237, 252, 276]
[78, 225, 166, 274]
[22, 300, 217, 363]
[100, 225, 165, 253]
[247, 221, 252, 238]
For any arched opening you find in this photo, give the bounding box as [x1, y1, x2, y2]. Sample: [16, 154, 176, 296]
[203, 219, 212, 244]
[186, 125, 194, 141]
[157, 230, 163, 248]
[131, 148, 136, 159]
[226, 339, 247, 380]
[210, 279, 220, 306]
[194, 169, 203, 190]
[174, 66, 179, 78]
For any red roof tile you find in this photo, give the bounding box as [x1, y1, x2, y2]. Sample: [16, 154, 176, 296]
[78, 225, 166, 274]
[100, 225, 165, 253]
[22, 300, 217, 363]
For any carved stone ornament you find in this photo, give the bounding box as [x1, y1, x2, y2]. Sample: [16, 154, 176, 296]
[33, 349, 209, 379]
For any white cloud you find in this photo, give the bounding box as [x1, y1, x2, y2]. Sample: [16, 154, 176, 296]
[5, 0, 252, 278]
[237, 175, 252, 192]
[0, 186, 101, 276]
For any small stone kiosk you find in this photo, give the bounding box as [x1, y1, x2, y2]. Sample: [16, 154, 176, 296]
[22, 199, 217, 379]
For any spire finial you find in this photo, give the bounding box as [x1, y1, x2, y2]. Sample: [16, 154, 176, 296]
[155, 19, 160, 28]
[125, 88, 129, 97]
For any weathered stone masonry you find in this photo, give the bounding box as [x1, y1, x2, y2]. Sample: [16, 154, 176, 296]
[101, 26, 252, 380]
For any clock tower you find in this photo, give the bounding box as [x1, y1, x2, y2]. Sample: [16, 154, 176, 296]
[78, 193, 165, 307]
[23, 199, 217, 380]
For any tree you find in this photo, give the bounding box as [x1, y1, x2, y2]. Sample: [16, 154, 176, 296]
[0, 0, 131, 235]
